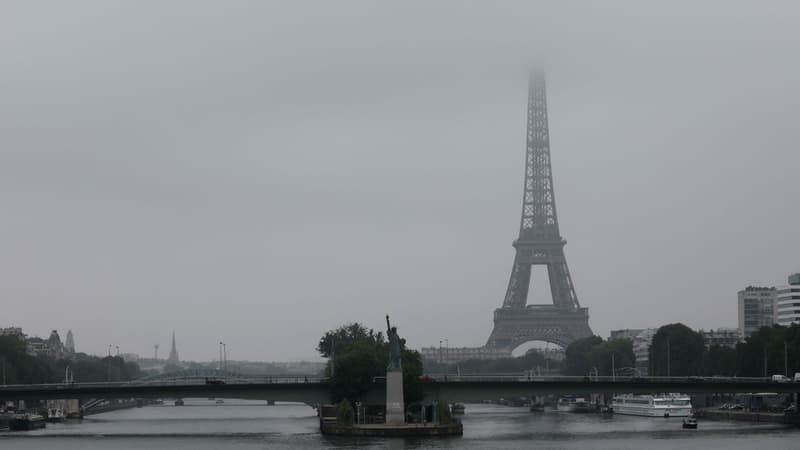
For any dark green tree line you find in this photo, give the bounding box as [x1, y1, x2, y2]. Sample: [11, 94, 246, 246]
[564, 336, 635, 376]
[0, 335, 141, 384]
[318, 322, 423, 407]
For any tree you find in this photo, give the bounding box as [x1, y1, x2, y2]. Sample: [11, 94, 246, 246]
[436, 399, 452, 424]
[317, 323, 384, 358]
[0, 336, 142, 384]
[319, 322, 424, 407]
[328, 340, 386, 404]
[336, 399, 355, 425]
[425, 349, 556, 375]
[703, 345, 737, 376]
[649, 323, 705, 376]
[565, 336, 603, 376]
[736, 324, 800, 377]
[564, 336, 635, 377]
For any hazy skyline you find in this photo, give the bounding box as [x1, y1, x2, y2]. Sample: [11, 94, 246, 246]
[2, 1, 799, 361]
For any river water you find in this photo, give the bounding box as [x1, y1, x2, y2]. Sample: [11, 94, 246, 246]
[2, 399, 798, 449]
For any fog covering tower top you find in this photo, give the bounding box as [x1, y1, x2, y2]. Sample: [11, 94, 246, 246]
[486, 71, 592, 350]
[519, 71, 560, 242]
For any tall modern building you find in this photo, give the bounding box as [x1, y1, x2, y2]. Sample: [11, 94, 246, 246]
[737, 286, 776, 337]
[775, 273, 800, 326]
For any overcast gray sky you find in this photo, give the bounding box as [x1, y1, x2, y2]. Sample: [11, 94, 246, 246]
[2, 1, 798, 362]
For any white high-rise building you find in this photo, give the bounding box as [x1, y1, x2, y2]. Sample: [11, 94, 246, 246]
[775, 274, 800, 326]
[738, 286, 776, 337]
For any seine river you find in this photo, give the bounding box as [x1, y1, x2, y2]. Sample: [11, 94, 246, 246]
[2, 399, 799, 449]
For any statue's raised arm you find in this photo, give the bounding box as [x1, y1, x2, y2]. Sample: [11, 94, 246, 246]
[385, 315, 402, 371]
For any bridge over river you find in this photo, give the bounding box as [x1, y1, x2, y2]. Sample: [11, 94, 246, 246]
[2, 376, 799, 405]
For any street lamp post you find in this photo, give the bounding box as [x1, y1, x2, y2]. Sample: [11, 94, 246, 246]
[222, 343, 227, 371]
[219, 342, 224, 371]
[666, 340, 671, 377]
[444, 339, 449, 366]
[439, 340, 443, 365]
[611, 353, 616, 381]
[784, 340, 788, 377]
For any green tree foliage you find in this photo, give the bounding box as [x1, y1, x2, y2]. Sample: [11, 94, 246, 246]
[436, 399, 452, 424]
[336, 399, 355, 425]
[0, 336, 141, 384]
[703, 345, 737, 376]
[649, 323, 705, 376]
[0, 336, 51, 384]
[317, 323, 384, 358]
[735, 324, 800, 377]
[328, 340, 386, 404]
[565, 336, 602, 376]
[424, 350, 557, 375]
[319, 322, 423, 407]
[564, 336, 635, 376]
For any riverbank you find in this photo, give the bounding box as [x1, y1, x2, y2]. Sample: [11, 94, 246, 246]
[696, 408, 800, 425]
[83, 399, 159, 416]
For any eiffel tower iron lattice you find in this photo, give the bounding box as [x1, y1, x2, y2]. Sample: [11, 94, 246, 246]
[485, 72, 593, 350]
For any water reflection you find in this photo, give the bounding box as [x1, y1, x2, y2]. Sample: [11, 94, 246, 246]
[0, 400, 798, 450]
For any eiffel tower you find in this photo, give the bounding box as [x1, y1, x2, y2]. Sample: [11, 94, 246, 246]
[485, 71, 593, 350]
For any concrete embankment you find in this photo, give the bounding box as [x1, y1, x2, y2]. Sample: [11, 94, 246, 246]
[320, 422, 463, 437]
[696, 409, 800, 425]
[83, 399, 151, 416]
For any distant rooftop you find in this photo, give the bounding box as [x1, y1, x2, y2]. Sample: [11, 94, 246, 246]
[742, 286, 775, 291]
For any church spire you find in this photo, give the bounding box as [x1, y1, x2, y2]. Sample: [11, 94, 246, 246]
[65, 330, 75, 353]
[167, 331, 180, 365]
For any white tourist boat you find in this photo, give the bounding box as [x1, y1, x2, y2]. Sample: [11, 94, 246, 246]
[611, 394, 692, 417]
[556, 396, 593, 413]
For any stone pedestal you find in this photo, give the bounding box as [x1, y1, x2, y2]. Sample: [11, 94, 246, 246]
[385, 369, 405, 425]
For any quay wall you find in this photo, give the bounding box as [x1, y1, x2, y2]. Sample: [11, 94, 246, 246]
[696, 409, 800, 425]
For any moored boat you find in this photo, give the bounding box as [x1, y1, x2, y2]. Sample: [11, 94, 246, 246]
[9, 413, 47, 431]
[46, 408, 65, 423]
[556, 396, 593, 413]
[611, 394, 692, 417]
[450, 403, 465, 415]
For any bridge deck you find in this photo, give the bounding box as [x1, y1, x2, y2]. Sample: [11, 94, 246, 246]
[2, 377, 798, 404]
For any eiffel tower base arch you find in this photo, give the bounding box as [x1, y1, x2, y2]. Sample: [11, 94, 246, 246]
[486, 306, 593, 350]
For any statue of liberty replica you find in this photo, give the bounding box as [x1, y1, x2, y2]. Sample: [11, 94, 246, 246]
[385, 315, 405, 425]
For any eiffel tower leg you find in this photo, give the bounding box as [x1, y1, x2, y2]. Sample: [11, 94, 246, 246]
[502, 256, 531, 309]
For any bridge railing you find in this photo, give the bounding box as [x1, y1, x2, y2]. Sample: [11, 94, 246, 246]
[1, 374, 792, 391]
[419, 374, 780, 383]
[0, 375, 330, 390]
